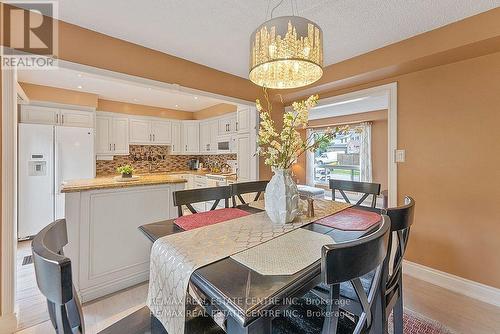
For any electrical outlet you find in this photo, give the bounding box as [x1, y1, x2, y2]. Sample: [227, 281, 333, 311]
[395, 149, 405, 163]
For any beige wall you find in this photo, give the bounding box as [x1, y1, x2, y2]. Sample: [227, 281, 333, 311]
[192, 103, 237, 120]
[97, 99, 193, 120]
[302, 110, 388, 192]
[20, 82, 98, 108]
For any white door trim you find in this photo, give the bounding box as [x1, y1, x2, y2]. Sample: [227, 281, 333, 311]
[1, 67, 19, 333]
[301, 82, 398, 206]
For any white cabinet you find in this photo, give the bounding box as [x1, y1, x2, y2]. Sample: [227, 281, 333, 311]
[20, 105, 58, 125]
[236, 134, 251, 181]
[182, 121, 200, 153]
[218, 114, 237, 135]
[20, 105, 94, 128]
[236, 107, 251, 134]
[178, 174, 194, 189]
[130, 119, 171, 145]
[129, 119, 152, 144]
[199, 120, 219, 154]
[112, 118, 130, 154]
[171, 121, 182, 154]
[200, 121, 211, 153]
[151, 120, 172, 144]
[60, 109, 95, 128]
[96, 115, 129, 155]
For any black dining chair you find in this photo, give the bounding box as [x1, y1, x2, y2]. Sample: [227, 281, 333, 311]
[329, 179, 381, 208]
[32, 219, 224, 334]
[325, 196, 415, 334]
[273, 215, 391, 334]
[173, 185, 232, 217]
[230, 180, 269, 207]
[381, 196, 415, 334]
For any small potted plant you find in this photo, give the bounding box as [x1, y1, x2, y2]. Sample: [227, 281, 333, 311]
[116, 165, 134, 178]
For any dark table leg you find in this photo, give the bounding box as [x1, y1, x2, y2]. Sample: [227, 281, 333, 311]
[226, 315, 272, 334]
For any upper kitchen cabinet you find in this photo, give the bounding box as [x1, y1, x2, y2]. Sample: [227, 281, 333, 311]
[59, 109, 95, 128]
[129, 118, 171, 145]
[182, 121, 200, 153]
[236, 107, 251, 133]
[20, 105, 95, 128]
[170, 121, 182, 154]
[95, 114, 129, 155]
[218, 114, 237, 135]
[200, 119, 219, 153]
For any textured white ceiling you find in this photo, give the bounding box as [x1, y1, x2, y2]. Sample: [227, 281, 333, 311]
[55, 0, 500, 78]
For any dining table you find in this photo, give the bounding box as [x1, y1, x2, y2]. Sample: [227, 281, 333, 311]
[139, 200, 382, 334]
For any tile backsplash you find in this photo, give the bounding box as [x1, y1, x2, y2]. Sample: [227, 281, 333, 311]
[96, 145, 237, 176]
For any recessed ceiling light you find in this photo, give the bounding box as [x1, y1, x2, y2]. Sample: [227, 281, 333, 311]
[77, 73, 82, 78]
[77, 85, 83, 89]
[194, 96, 198, 100]
[133, 98, 139, 102]
[147, 87, 152, 91]
[175, 104, 179, 108]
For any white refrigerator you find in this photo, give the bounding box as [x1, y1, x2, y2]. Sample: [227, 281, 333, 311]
[18, 123, 95, 239]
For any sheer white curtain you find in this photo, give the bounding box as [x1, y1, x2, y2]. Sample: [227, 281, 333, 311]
[306, 128, 315, 186]
[359, 122, 373, 182]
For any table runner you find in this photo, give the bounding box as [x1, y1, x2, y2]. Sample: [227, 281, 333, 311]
[146, 199, 350, 334]
[231, 228, 334, 275]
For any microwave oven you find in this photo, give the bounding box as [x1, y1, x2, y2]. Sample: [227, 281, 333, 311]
[217, 135, 234, 153]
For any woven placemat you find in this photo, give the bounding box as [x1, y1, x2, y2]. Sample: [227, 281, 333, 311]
[231, 229, 334, 276]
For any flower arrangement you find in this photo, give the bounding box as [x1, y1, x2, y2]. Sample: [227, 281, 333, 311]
[256, 91, 349, 169]
[116, 165, 134, 178]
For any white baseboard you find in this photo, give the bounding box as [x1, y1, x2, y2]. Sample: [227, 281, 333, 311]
[0, 313, 18, 334]
[403, 260, 500, 307]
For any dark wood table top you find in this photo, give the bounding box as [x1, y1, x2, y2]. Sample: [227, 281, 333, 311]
[139, 204, 381, 328]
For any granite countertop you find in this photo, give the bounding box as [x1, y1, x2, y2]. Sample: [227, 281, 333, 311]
[60, 174, 187, 193]
[61, 170, 238, 193]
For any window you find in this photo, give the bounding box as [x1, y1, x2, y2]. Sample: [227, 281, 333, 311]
[310, 126, 365, 185]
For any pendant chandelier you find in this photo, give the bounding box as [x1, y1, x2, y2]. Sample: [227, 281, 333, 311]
[249, 1, 323, 89]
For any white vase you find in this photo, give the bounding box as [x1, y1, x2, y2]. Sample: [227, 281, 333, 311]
[264, 167, 300, 224]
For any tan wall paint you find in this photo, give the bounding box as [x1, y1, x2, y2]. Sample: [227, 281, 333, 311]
[192, 103, 237, 120]
[97, 99, 193, 120]
[19, 82, 98, 108]
[0, 59, 3, 315]
[299, 110, 388, 192]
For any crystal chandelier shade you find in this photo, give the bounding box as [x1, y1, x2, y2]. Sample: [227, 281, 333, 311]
[249, 16, 323, 89]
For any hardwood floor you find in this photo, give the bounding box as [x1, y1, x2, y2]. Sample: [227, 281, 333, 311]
[15, 273, 500, 334]
[402, 274, 500, 334]
[16, 241, 49, 330]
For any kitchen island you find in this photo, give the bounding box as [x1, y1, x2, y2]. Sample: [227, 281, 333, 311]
[61, 174, 186, 302]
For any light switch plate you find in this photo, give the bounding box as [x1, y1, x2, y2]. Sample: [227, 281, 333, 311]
[395, 149, 405, 163]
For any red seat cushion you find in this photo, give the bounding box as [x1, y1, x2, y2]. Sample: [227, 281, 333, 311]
[174, 208, 251, 231]
[315, 207, 381, 231]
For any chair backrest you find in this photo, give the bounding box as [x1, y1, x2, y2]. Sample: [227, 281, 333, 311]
[173, 185, 232, 217]
[32, 219, 84, 334]
[329, 179, 381, 208]
[382, 196, 415, 294]
[230, 180, 269, 207]
[321, 215, 390, 333]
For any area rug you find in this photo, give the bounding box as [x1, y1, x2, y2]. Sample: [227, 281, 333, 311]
[272, 292, 456, 334]
[388, 308, 456, 334]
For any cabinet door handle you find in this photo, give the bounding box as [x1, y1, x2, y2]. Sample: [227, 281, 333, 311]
[109, 144, 112, 151]
[56, 114, 59, 124]
[172, 145, 175, 151]
[153, 134, 155, 141]
[236, 122, 238, 131]
[113, 143, 116, 151]
[61, 115, 64, 124]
